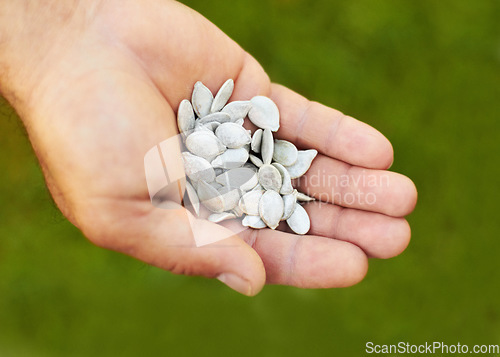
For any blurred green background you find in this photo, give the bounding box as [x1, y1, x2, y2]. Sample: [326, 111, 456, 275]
[1, 0, 499, 355]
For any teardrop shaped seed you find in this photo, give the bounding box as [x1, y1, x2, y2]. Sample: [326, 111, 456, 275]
[211, 79, 234, 113]
[197, 112, 231, 125]
[208, 212, 237, 223]
[281, 193, 297, 220]
[242, 215, 267, 229]
[194, 123, 212, 132]
[259, 190, 284, 229]
[258, 164, 282, 192]
[251, 129, 263, 153]
[295, 190, 315, 202]
[211, 147, 249, 169]
[251, 184, 263, 192]
[286, 203, 310, 235]
[197, 180, 224, 213]
[234, 118, 244, 126]
[215, 122, 251, 149]
[184, 181, 200, 216]
[232, 205, 244, 217]
[285, 149, 318, 179]
[202, 121, 220, 132]
[273, 139, 298, 166]
[261, 128, 274, 165]
[249, 154, 263, 168]
[177, 99, 195, 135]
[218, 186, 241, 211]
[185, 131, 226, 162]
[248, 96, 280, 132]
[215, 167, 258, 191]
[191, 81, 213, 118]
[239, 190, 264, 215]
[182, 152, 215, 183]
[272, 162, 294, 195]
[221, 101, 252, 121]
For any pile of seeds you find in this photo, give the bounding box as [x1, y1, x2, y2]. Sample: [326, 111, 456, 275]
[178, 79, 317, 235]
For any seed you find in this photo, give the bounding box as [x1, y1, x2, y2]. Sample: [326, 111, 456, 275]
[191, 81, 213, 118]
[215, 167, 258, 191]
[285, 149, 318, 179]
[273, 139, 298, 166]
[272, 162, 294, 195]
[182, 152, 215, 183]
[210, 79, 234, 113]
[259, 190, 284, 229]
[281, 193, 297, 220]
[248, 96, 280, 131]
[295, 190, 315, 202]
[258, 164, 282, 192]
[211, 147, 249, 169]
[197, 180, 224, 213]
[286, 203, 310, 235]
[218, 186, 241, 211]
[261, 128, 274, 165]
[242, 215, 267, 229]
[239, 190, 264, 215]
[249, 153, 263, 168]
[177, 99, 195, 135]
[184, 181, 200, 216]
[185, 131, 225, 162]
[215, 122, 251, 149]
[197, 112, 231, 124]
[208, 212, 237, 223]
[251, 129, 263, 153]
[221, 100, 252, 121]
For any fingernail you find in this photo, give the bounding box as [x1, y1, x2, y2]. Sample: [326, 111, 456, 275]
[217, 273, 252, 296]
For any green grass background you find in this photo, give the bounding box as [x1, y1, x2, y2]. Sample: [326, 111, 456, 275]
[1, 0, 499, 355]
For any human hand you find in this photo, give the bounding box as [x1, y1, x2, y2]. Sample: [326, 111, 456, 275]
[0, 0, 417, 295]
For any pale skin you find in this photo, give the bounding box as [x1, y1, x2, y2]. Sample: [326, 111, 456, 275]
[0, 0, 417, 295]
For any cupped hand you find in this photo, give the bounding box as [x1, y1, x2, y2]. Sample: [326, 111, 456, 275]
[1, 0, 417, 295]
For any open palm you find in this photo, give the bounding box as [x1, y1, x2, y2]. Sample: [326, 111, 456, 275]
[5, 0, 417, 295]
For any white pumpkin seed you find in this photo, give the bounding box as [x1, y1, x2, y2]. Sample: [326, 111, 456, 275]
[248, 96, 280, 131]
[203, 121, 221, 131]
[259, 190, 284, 229]
[208, 212, 237, 223]
[191, 81, 213, 118]
[215, 122, 251, 149]
[251, 184, 263, 192]
[249, 154, 263, 168]
[286, 203, 310, 235]
[194, 123, 212, 132]
[251, 129, 263, 153]
[261, 128, 274, 165]
[182, 152, 215, 183]
[272, 162, 294, 195]
[285, 149, 318, 179]
[232, 205, 244, 217]
[197, 112, 231, 124]
[215, 167, 258, 191]
[273, 139, 298, 166]
[185, 131, 226, 162]
[242, 215, 267, 229]
[211, 79, 234, 113]
[209, 181, 223, 190]
[211, 147, 249, 169]
[184, 181, 200, 216]
[197, 180, 224, 213]
[218, 186, 241, 211]
[234, 118, 245, 126]
[295, 190, 315, 202]
[258, 164, 282, 192]
[239, 190, 264, 215]
[281, 193, 297, 220]
[177, 99, 195, 135]
[221, 100, 252, 121]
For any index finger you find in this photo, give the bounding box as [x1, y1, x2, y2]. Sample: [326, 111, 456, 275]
[270, 84, 394, 169]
